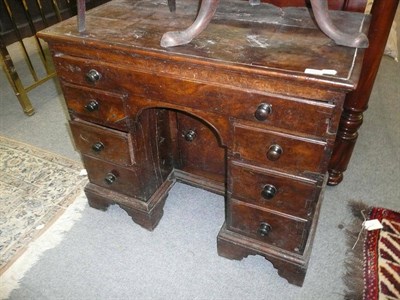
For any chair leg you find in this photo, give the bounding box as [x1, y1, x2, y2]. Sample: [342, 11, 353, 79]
[161, 0, 220, 48]
[309, 0, 368, 48]
[161, 0, 369, 48]
[77, 0, 86, 33]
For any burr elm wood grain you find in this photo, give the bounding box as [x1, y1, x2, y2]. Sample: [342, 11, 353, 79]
[38, 0, 367, 286]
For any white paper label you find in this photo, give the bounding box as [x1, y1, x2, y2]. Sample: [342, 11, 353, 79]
[304, 68, 338, 76]
[363, 219, 383, 231]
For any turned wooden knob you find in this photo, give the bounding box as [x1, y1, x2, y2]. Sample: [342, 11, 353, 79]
[92, 142, 104, 152]
[85, 69, 101, 83]
[104, 172, 117, 185]
[261, 184, 277, 200]
[254, 103, 272, 121]
[84, 100, 99, 112]
[267, 144, 283, 161]
[184, 130, 197, 142]
[258, 222, 272, 237]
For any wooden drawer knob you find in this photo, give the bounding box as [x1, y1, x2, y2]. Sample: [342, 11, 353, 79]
[183, 129, 197, 142]
[258, 222, 272, 237]
[267, 144, 283, 161]
[85, 69, 102, 83]
[104, 172, 117, 185]
[92, 142, 104, 152]
[84, 100, 99, 112]
[254, 103, 272, 121]
[261, 184, 277, 200]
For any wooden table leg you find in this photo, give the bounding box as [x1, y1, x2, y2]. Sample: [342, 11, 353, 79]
[328, 0, 400, 185]
[161, 0, 220, 48]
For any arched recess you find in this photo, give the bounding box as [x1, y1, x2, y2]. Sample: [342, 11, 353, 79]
[132, 105, 229, 191]
[131, 104, 229, 148]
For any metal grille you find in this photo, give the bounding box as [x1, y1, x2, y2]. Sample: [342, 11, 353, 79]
[0, 0, 108, 115]
[0, 0, 75, 115]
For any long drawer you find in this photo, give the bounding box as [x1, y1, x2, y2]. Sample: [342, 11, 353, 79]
[233, 123, 327, 176]
[228, 199, 308, 254]
[53, 55, 334, 138]
[229, 162, 318, 219]
[70, 120, 134, 166]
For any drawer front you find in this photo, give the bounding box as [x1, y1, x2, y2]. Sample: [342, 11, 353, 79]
[54, 55, 334, 137]
[228, 200, 308, 254]
[176, 112, 226, 179]
[62, 83, 129, 131]
[54, 56, 124, 92]
[70, 120, 134, 166]
[233, 123, 327, 176]
[230, 163, 317, 219]
[131, 76, 334, 137]
[82, 156, 156, 200]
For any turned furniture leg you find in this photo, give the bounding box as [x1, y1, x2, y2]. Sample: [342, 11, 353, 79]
[328, 0, 399, 185]
[327, 109, 360, 185]
[309, 0, 368, 48]
[161, 0, 220, 48]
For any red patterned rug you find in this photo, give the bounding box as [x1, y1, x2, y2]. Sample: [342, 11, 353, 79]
[364, 207, 400, 300]
[344, 203, 400, 300]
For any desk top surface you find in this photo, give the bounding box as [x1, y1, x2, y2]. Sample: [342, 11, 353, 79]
[39, 0, 368, 90]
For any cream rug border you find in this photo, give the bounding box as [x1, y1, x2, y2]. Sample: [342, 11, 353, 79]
[0, 192, 88, 300]
[0, 136, 87, 275]
[0, 135, 83, 170]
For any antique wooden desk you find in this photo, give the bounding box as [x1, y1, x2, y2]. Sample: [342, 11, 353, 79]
[38, 0, 367, 286]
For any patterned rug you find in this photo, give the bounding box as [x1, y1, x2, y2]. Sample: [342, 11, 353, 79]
[364, 207, 400, 300]
[344, 202, 400, 300]
[0, 136, 87, 274]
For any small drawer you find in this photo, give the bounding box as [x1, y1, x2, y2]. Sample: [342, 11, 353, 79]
[228, 95, 334, 138]
[228, 200, 308, 254]
[230, 162, 318, 219]
[54, 55, 126, 92]
[62, 83, 129, 131]
[70, 120, 134, 166]
[233, 123, 327, 176]
[81, 155, 157, 201]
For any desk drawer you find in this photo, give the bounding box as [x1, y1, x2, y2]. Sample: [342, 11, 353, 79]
[81, 155, 156, 200]
[233, 123, 327, 176]
[228, 200, 307, 254]
[230, 163, 317, 219]
[54, 55, 131, 93]
[62, 83, 129, 131]
[70, 120, 134, 166]
[54, 55, 334, 137]
[133, 76, 334, 137]
[130, 75, 334, 138]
